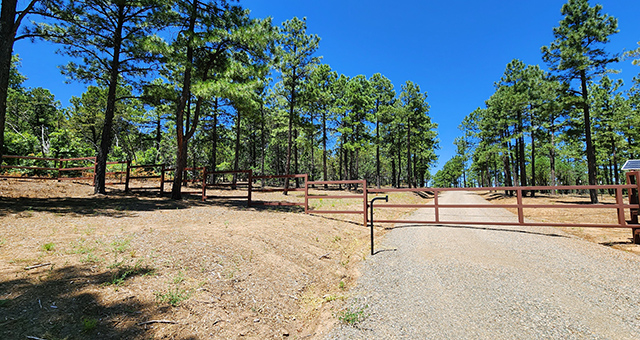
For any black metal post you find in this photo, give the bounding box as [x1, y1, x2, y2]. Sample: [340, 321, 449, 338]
[370, 195, 388, 255]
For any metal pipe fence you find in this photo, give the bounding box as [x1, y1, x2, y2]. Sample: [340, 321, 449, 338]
[3, 155, 639, 242]
[202, 170, 253, 203]
[250, 174, 308, 206]
[305, 179, 368, 227]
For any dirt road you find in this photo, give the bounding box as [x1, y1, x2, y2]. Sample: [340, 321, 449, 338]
[325, 190, 640, 339]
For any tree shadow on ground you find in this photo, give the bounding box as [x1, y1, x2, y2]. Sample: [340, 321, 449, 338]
[306, 213, 365, 227]
[482, 193, 515, 201]
[0, 195, 193, 217]
[0, 190, 312, 217]
[385, 223, 568, 239]
[601, 240, 635, 246]
[0, 264, 190, 340]
[556, 200, 617, 205]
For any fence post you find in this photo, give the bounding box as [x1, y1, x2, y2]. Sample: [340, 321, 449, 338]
[434, 189, 440, 223]
[248, 170, 253, 207]
[517, 188, 524, 224]
[201, 168, 207, 202]
[125, 160, 131, 192]
[160, 164, 165, 195]
[304, 174, 309, 214]
[616, 186, 625, 227]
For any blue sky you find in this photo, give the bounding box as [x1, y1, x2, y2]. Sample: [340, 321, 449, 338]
[12, 0, 640, 173]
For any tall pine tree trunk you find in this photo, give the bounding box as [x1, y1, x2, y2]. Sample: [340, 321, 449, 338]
[232, 109, 241, 189]
[310, 133, 315, 181]
[516, 110, 527, 195]
[550, 122, 557, 194]
[94, 3, 125, 194]
[391, 156, 396, 188]
[284, 70, 296, 194]
[581, 70, 598, 203]
[530, 129, 536, 197]
[397, 145, 402, 187]
[171, 7, 197, 200]
[211, 99, 218, 173]
[502, 135, 513, 196]
[155, 114, 162, 164]
[322, 109, 327, 188]
[260, 103, 265, 188]
[406, 116, 412, 188]
[0, 0, 35, 165]
[513, 140, 520, 189]
[294, 129, 299, 188]
[338, 146, 343, 190]
[375, 101, 381, 188]
[611, 136, 619, 185]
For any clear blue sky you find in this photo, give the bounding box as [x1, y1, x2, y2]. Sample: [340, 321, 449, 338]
[12, 0, 640, 173]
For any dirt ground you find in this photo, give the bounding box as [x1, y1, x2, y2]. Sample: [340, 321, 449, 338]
[0, 179, 421, 340]
[481, 191, 640, 255]
[4, 180, 637, 339]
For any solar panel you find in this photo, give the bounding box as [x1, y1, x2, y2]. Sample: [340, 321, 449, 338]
[622, 160, 640, 170]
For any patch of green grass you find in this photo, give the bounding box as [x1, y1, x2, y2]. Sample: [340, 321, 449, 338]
[81, 253, 104, 264]
[337, 303, 369, 325]
[70, 239, 95, 254]
[104, 261, 154, 286]
[154, 287, 191, 307]
[324, 294, 345, 302]
[82, 317, 98, 332]
[339, 281, 346, 290]
[332, 235, 342, 243]
[41, 242, 55, 252]
[111, 238, 131, 253]
[0, 299, 9, 307]
[107, 260, 125, 270]
[173, 271, 185, 284]
[0, 237, 6, 247]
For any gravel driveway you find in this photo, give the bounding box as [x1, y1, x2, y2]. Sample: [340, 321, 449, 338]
[325, 190, 640, 339]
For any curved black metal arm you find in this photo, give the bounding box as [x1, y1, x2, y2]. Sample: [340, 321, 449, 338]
[370, 195, 389, 255]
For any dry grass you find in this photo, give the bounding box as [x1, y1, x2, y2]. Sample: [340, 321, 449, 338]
[481, 191, 640, 255]
[0, 178, 427, 339]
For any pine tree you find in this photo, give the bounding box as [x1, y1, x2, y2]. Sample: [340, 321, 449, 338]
[275, 17, 320, 192]
[32, 0, 166, 194]
[0, 0, 38, 165]
[158, 0, 273, 199]
[541, 0, 619, 203]
[369, 73, 395, 188]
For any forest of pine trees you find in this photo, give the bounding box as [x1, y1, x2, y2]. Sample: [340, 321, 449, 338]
[434, 0, 640, 203]
[3, 0, 640, 199]
[0, 0, 439, 198]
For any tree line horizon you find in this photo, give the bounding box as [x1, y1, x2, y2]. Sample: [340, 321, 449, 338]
[433, 0, 640, 204]
[0, 0, 438, 199]
[1, 0, 639, 202]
